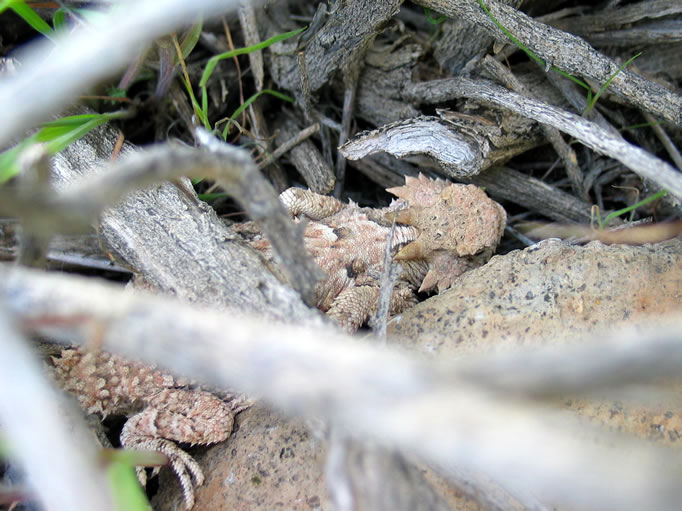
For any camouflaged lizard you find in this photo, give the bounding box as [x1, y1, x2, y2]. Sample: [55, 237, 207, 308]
[236, 173, 507, 332]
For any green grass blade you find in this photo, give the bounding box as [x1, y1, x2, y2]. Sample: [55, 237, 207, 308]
[179, 74, 209, 129]
[584, 52, 641, 116]
[40, 113, 111, 128]
[424, 8, 447, 25]
[621, 120, 664, 131]
[0, 137, 36, 184]
[0, 112, 124, 184]
[200, 27, 305, 88]
[38, 112, 125, 153]
[2, 1, 56, 40]
[198, 192, 228, 201]
[52, 8, 67, 30]
[201, 86, 208, 124]
[221, 89, 294, 139]
[602, 189, 667, 227]
[180, 18, 203, 59]
[106, 451, 154, 511]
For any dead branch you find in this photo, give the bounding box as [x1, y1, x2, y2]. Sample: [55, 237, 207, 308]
[1, 130, 325, 310]
[404, 77, 682, 199]
[414, 0, 682, 125]
[3, 264, 682, 511]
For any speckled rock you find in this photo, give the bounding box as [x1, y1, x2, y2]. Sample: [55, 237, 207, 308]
[153, 406, 330, 511]
[388, 238, 682, 447]
[389, 238, 681, 354]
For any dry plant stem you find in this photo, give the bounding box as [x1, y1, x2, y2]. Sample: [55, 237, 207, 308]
[238, 0, 264, 92]
[326, 430, 355, 511]
[297, 51, 314, 122]
[17, 145, 53, 268]
[223, 18, 246, 131]
[642, 111, 682, 171]
[414, 0, 682, 125]
[4, 266, 682, 511]
[482, 56, 585, 198]
[0, 306, 113, 511]
[261, 122, 320, 169]
[6, 266, 682, 418]
[405, 77, 682, 198]
[374, 222, 398, 341]
[542, 66, 620, 137]
[341, 442, 458, 511]
[522, 221, 682, 246]
[0, 140, 322, 307]
[0, 0, 246, 148]
[273, 120, 335, 194]
[333, 83, 358, 198]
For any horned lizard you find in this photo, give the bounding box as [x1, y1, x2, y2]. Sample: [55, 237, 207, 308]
[235, 173, 507, 332]
[50, 349, 249, 509]
[48, 174, 504, 510]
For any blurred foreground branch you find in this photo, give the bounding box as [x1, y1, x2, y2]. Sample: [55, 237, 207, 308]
[0, 139, 322, 306]
[0, 305, 112, 511]
[0, 0, 252, 147]
[2, 264, 682, 511]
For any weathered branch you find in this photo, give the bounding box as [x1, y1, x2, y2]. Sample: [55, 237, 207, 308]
[413, 0, 682, 125]
[3, 264, 682, 511]
[1, 135, 324, 308]
[404, 77, 682, 199]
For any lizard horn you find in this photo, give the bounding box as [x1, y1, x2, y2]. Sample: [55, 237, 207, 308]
[394, 207, 418, 225]
[386, 184, 409, 200]
[394, 239, 425, 260]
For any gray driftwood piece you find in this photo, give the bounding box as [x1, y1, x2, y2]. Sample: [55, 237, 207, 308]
[340, 114, 539, 178]
[50, 123, 320, 324]
[267, 0, 403, 93]
[404, 77, 682, 200]
[354, 45, 422, 127]
[432, 0, 522, 74]
[547, 0, 682, 46]
[414, 0, 682, 126]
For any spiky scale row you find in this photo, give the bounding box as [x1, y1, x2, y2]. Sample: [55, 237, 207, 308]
[51, 349, 248, 510]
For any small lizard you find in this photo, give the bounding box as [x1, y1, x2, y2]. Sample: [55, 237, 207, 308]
[235, 173, 507, 332]
[50, 349, 249, 509]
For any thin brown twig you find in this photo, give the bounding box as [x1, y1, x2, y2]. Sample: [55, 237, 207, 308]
[170, 33, 201, 122]
[259, 122, 320, 169]
[222, 17, 247, 138]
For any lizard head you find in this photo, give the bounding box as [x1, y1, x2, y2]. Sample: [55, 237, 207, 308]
[386, 174, 506, 292]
